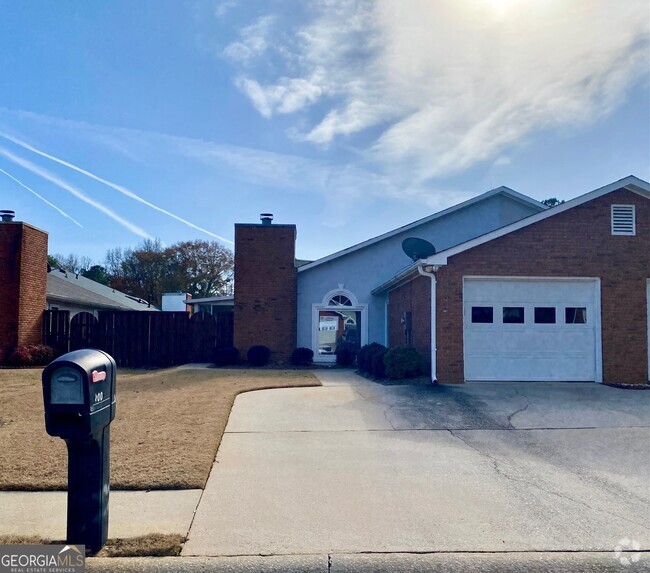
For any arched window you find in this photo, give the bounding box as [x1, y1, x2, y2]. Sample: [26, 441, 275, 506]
[328, 294, 352, 307]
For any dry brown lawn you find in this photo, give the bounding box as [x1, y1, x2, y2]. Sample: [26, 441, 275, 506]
[0, 367, 319, 491]
[0, 534, 185, 557]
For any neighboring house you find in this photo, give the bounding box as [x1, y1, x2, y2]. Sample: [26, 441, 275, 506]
[233, 175, 650, 385]
[162, 292, 192, 312]
[184, 295, 234, 316]
[46, 267, 155, 317]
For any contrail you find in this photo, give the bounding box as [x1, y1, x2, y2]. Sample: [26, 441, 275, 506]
[0, 146, 152, 239]
[0, 167, 83, 227]
[0, 131, 234, 245]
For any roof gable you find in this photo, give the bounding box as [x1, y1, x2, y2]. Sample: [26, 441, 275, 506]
[426, 176, 650, 266]
[298, 186, 545, 272]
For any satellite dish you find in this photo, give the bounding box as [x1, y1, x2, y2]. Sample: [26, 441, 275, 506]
[402, 237, 436, 262]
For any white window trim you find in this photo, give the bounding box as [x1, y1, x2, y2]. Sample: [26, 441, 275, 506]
[611, 204, 636, 236]
[312, 288, 368, 363]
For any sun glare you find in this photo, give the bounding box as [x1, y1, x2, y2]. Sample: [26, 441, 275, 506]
[485, 0, 516, 20]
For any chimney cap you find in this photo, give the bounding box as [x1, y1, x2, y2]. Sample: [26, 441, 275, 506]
[260, 213, 274, 225]
[1, 210, 15, 222]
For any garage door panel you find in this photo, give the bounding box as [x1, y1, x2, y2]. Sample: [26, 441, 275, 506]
[465, 355, 595, 381]
[465, 330, 594, 353]
[463, 279, 599, 382]
[465, 280, 595, 304]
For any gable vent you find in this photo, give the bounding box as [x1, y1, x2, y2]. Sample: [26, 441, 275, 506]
[611, 205, 635, 236]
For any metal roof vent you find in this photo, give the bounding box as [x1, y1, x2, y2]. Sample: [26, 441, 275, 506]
[1, 210, 15, 222]
[260, 213, 273, 225]
[611, 205, 635, 236]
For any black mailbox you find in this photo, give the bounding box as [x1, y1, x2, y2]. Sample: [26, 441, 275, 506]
[42, 349, 117, 556]
[43, 349, 116, 439]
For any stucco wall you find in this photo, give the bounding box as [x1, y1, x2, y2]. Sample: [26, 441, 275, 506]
[296, 194, 542, 351]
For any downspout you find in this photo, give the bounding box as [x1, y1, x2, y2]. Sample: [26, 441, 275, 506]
[418, 263, 439, 383]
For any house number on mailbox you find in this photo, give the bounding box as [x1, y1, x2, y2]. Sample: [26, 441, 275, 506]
[95, 392, 104, 403]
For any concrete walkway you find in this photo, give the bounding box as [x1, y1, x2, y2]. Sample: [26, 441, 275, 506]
[0, 490, 201, 539]
[183, 370, 650, 557]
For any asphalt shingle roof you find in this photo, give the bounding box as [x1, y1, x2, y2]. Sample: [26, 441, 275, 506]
[47, 269, 155, 311]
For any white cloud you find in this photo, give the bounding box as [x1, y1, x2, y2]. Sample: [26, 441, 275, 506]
[222, 15, 275, 64]
[215, 0, 238, 18]
[236, 69, 325, 118]
[228, 0, 649, 182]
[0, 109, 477, 230]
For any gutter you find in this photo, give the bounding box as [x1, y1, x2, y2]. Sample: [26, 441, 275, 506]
[46, 294, 149, 311]
[417, 263, 441, 383]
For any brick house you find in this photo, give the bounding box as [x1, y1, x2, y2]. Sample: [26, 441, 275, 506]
[235, 176, 649, 385]
[374, 176, 650, 385]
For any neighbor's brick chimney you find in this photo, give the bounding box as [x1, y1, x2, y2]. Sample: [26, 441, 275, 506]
[234, 213, 297, 363]
[0, 210, 48, 355]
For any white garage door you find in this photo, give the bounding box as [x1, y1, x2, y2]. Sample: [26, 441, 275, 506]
[464, 278, 600, 382]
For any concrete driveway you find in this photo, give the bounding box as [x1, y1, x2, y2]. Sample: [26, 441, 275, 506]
[183, 370, 650, 560]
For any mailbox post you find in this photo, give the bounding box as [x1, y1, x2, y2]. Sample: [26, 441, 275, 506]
[42, 349, 117, 556]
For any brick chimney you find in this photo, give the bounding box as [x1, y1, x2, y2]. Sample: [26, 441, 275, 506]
[0, 212, 48, 356]
[234, 214, 297, 362]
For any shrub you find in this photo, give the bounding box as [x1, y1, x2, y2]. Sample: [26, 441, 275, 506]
[371, 346, 389, 378]
[383, 346, 423, 379]
[290, 347, 314, 366]
[358, 342, 386, 373]
[7, 344, 55, 367]
[214, 346, 240, 367]
[335, 343, 357, 367]
[247, 345, 271, 367]
[30, 344, 55, 365]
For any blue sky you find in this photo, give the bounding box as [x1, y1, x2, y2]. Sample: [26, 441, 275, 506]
[0, 0, 648, 263]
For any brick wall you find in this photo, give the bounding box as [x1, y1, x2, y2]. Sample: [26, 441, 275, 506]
[0, 222, 48, 355]
[233, 223, 297, 362]
[434, 188, 649, 384]
[388, 276, 431, 369]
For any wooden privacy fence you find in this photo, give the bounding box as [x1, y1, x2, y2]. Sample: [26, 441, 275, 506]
[43, 310, 234, 368]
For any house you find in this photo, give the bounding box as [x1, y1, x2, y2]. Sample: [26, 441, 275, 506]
[295, 187, 545, 362]
[233, 175, 649, 385]
[378, 175, 650, 384]
[161, 292, 192, 312]
[47, 267, 155, 317]
[233, 186, 546, 364]
[184, 295, 234, 316]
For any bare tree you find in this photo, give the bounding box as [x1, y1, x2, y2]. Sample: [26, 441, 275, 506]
[50, 253, 93, 274]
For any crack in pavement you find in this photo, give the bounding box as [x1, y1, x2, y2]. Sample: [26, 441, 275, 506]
[507, 388, 532, 429]
[353, 387, 398, 430]
[447, 429, 648, 530]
